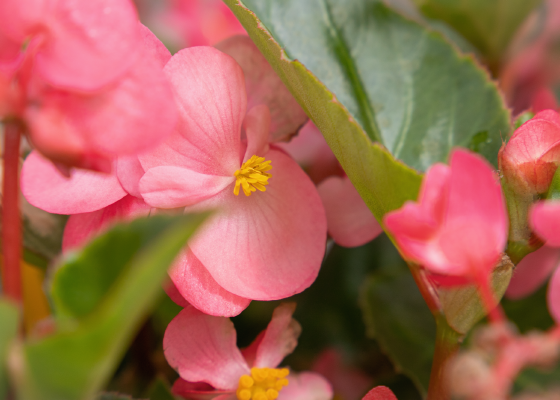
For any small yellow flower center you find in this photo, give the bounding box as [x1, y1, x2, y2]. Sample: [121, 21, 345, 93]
[236, 367, 289, 400]
[233, 155, 272, 197]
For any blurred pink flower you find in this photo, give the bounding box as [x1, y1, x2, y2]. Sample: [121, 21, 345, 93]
[499, 109, 560, 195]
[138, 46, 326, 317]
[164, 303, 333, 400]
[136, 0, 246, 51]
[312, 348, 373, 400]
[0, 1, 176, 171]
[527, 200, 560, 322]
[384, 149, 508, 282]
[362, 386, 398, 400]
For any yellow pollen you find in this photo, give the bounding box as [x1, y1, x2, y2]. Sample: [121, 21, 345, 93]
[233, 155, 272, 196]
[236, 368, 289, 400]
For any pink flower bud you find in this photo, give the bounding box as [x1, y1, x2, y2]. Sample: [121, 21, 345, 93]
[499, 109, 560, 195]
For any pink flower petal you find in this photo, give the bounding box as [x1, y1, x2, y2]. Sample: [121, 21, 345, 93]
[139, 23, 171, 68]
[215, 35, 307, 142]
[506, 246, 560, 299]
[317, 176, 382, 248]
[254, 303, 301, 368]
[547, 265, 560, 324]
[35, 0, 141, 91]
[189, 149, 327, 300]
[163, 306, 250, 390]
[21, 151, 127, 214]
[0, 0, 47, 43]
[140, 166, 234, 209]
[139, 47, 246, 176]
[362, 386, 398, 400]
[165, 281, 190, 308]
[116, 156, 144, 198]
[243, 105, 271, 162]
[530, 201, 560, 246]
[278, 372, 333, 400]
[62, 195, 150, 251]
[172, 378, 235, 400]
[169, 250, 251, 317]
[534, 109, 560, 127]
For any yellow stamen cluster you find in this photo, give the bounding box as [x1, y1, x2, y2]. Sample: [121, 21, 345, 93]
[236, 367, 289, 400]
[233, 155, 272, 196]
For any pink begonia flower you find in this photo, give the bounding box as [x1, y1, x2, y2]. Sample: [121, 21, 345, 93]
[136, 0, 246, 51]
[138, 46, 326, 317]
[501, 0, 560, 114]
[384, 149, 508, 282]
[164, 303, 333, 400]
[312, 348, 373, 400]
[499, 109, 560, 195]
[0, 0, 176, 171]
[527, 201, 560, 323]
[279, 121, 382, 248]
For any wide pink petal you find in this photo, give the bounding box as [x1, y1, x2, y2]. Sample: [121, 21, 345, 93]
[189, 149, 327, 300]
[362, 386, 398, 400]
[548, 266, 560, 324]
[116, 156, 144, 198]
[254, 303, 301, 368]
[165, 281, 190, 308]
[445, 149, 508, 271]
[169, 250, 251, 317]
[21, 151, 127, 214]
[140, 47, 245, 176]
[140, 166, 234, 209]
[277, 372, 333, 400]
[418, 163, 451, 225]
[215, 35, 307, 142]
[243, 104, 271, 162]
[0, 0, 47, 43]
[506, 246, 560, 299]
[530, 201, 560, 246]
[163, 306, 250, 389]
[534, 109, 560, 127]
[62, 195, 150, 251]
[35, 0, 140, 91]
[318, 176, 382, 248]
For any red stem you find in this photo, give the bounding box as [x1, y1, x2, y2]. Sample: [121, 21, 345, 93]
[476, 273, 506, 324]
[2, 122, 21, 302]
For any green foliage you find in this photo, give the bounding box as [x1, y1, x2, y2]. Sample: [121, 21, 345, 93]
[14, 214, 207, 400]
[360, 265, 436, 395]
[413, 0, 542, 68]
[145, 379, 176, 400]
[0, 300, 19, 400]
[502, 283, 555, 333]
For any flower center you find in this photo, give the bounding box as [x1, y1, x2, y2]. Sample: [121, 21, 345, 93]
[236, 367, 289, 400]
[233, 155, 272, 197]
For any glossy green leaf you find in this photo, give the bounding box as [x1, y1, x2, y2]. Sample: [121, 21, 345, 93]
[0, 300, 19, 400]
[412, 0, 542, 68]
[360, 269, 436, 395]
[15, 214, 207, 400]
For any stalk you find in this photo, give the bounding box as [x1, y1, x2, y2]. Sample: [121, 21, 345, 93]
[426, 317, 462, 400]
[2, 122, 22, 302]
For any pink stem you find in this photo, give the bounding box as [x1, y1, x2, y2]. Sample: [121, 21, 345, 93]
[476, 273, 506, 324]
[2, 122, 21, 302]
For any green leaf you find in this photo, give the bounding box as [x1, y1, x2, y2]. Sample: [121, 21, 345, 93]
[0, 300, 19, 400]
[502, 283, 555, 333]
[96, 393, 142, 400]
[360, 269, 436, 395]
[15, 214, 207, 400]
[412, 0, 542, 69]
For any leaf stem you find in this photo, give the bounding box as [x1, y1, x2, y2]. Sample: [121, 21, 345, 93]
[2, 122, 22, 303]
[426, 317, 462, 400]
